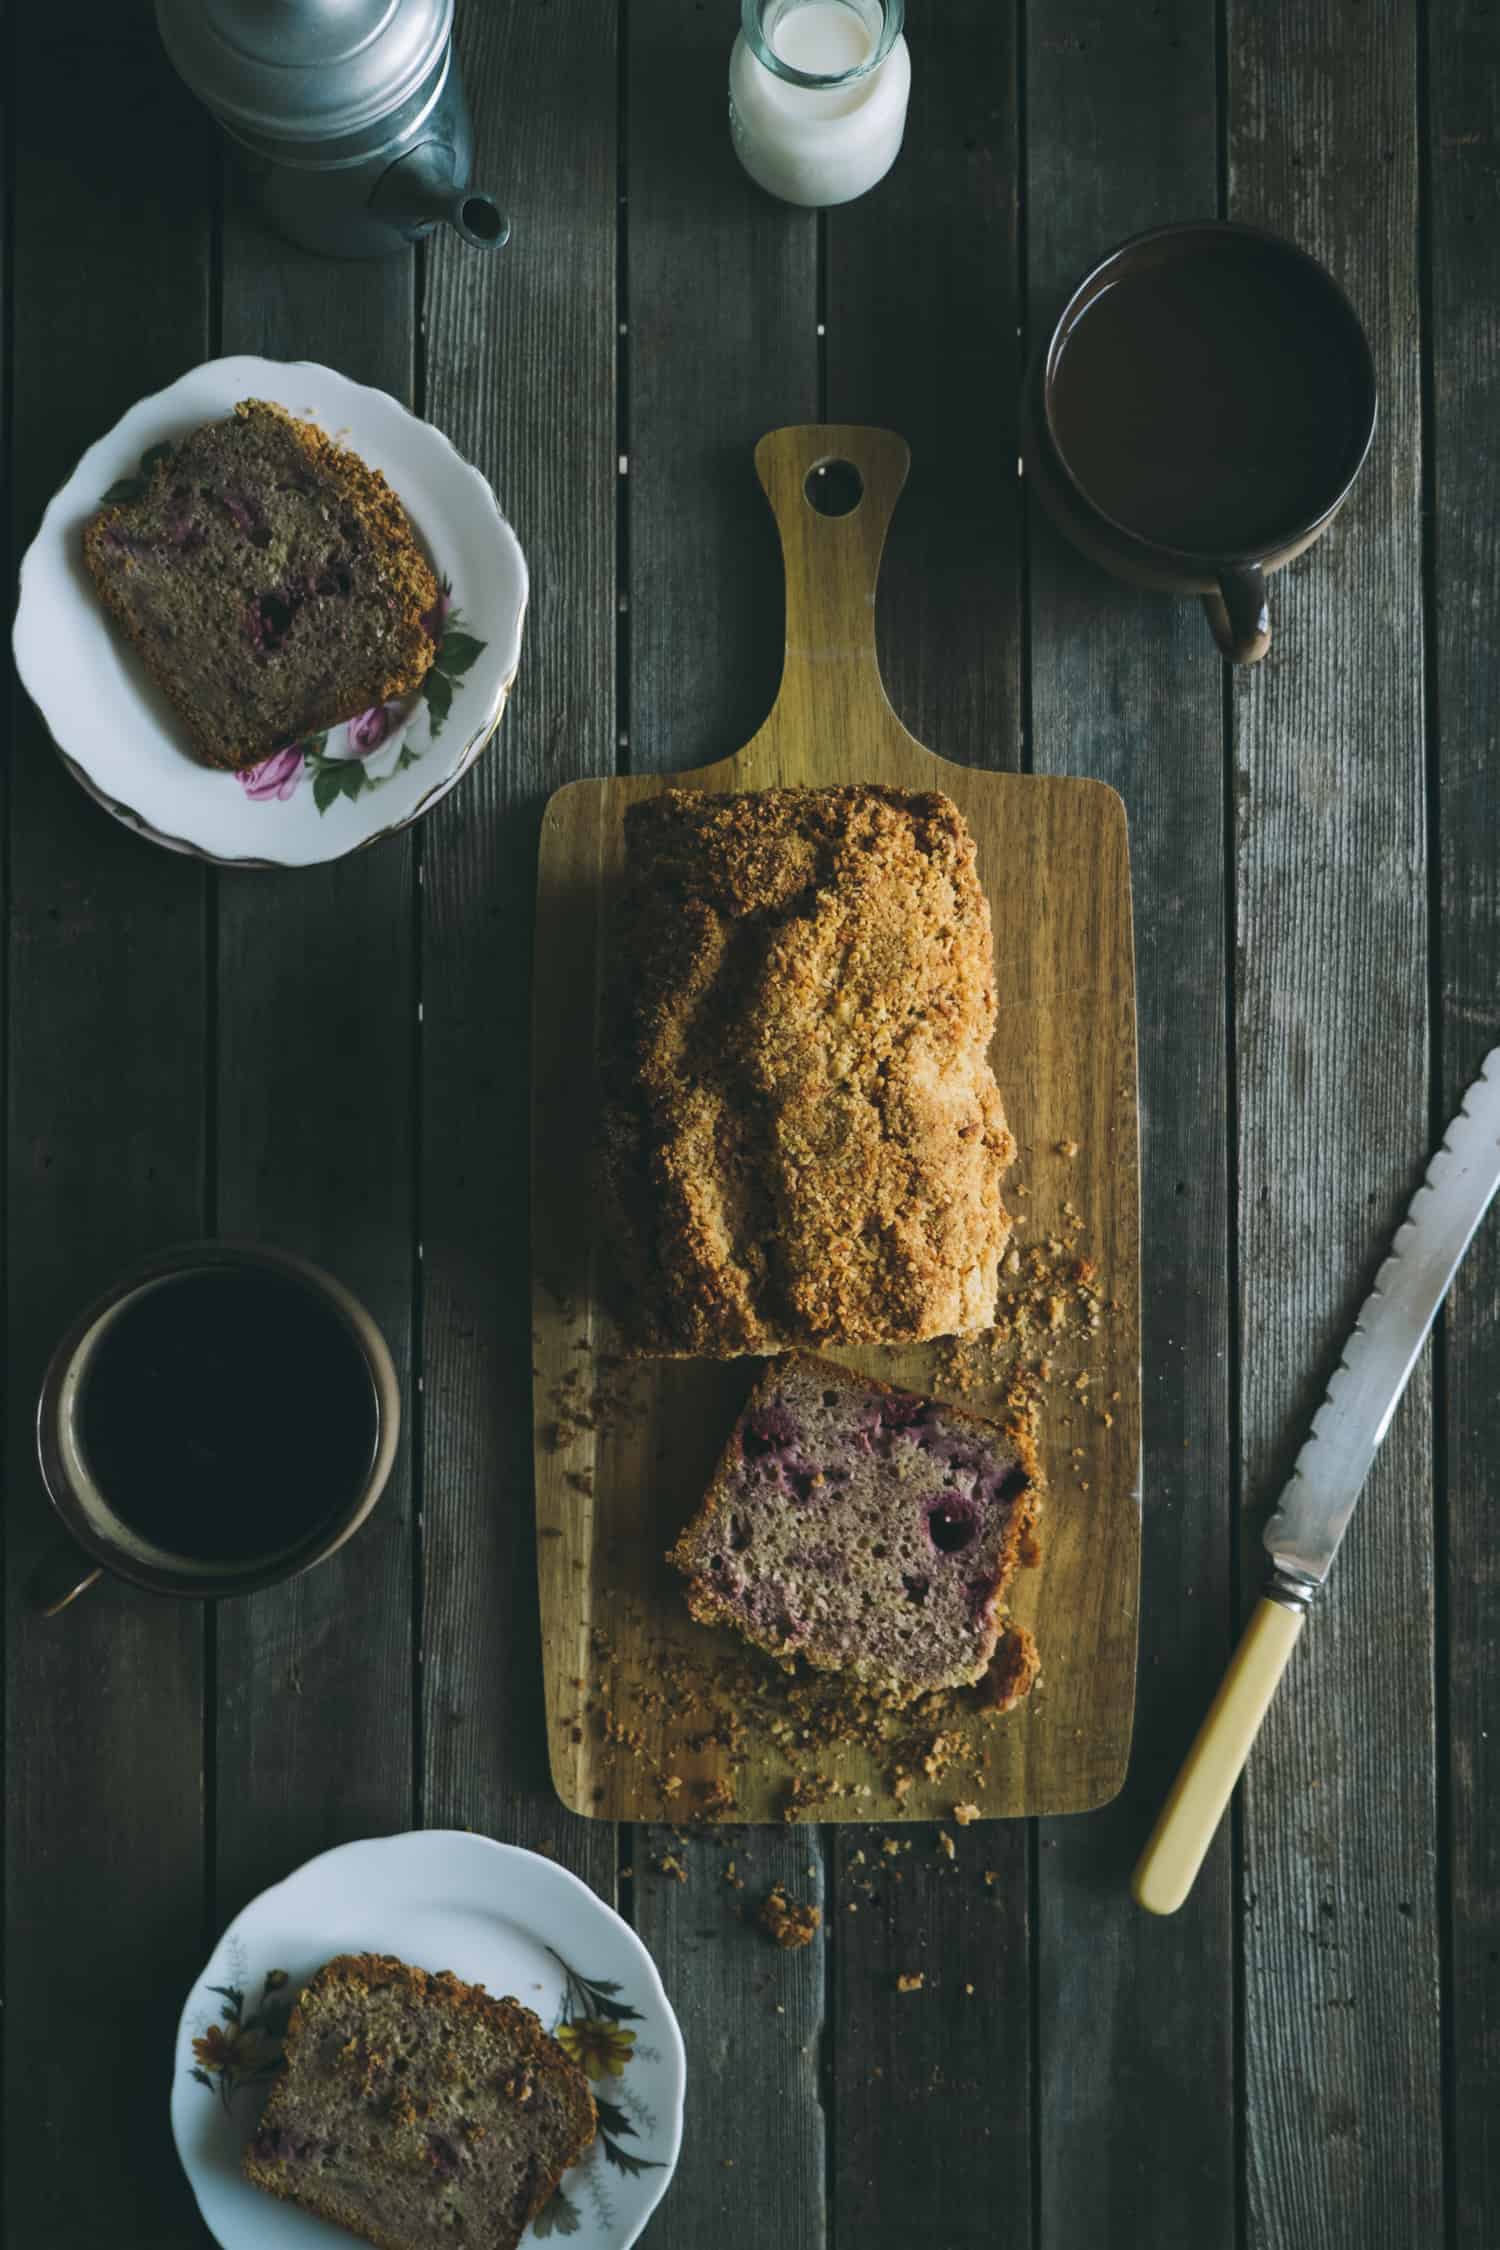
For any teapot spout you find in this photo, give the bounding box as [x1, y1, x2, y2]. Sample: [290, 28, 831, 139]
[371, 143, 510, 251]
[442, 191, 510, 250]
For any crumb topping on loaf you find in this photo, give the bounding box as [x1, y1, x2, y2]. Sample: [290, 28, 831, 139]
[669, 1352, 1040, 1702]
[242, 1952, 595, 2250]
[83, 400, 438, 772]
[603, 785, 1016, 1356]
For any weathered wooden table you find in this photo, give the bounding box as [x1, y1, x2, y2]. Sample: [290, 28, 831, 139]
[5, 5, 1496, 2246]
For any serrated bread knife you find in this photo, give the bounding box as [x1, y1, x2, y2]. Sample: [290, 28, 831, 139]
[1133, 1047, 1500, 1916]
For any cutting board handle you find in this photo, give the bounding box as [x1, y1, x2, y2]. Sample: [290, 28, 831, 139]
[751, 425, 913, 753]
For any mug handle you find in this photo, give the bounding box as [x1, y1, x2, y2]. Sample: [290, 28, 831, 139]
[1202, 563, 1271, 665]
[28, 1541, 103, 1617]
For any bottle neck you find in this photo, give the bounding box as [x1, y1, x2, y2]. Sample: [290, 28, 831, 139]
[741, 0, 904, 90]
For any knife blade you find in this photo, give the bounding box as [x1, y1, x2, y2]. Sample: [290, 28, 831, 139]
[1133, 1044, 1500, 1916]
[1263, 1043, 1500, 1601]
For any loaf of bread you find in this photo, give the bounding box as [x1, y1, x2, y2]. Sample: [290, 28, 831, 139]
[668, 1352, 1041, 1703]
[242, 1953, 595, 2250]
[602, 785, 1015, 1356]
[83, 400, 438, 771]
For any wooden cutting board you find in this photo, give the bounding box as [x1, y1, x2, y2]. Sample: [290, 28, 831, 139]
[532, 425, 1139, 1824]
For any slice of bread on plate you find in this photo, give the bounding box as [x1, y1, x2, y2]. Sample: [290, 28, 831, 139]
[243, 1952, 596, 2250]
[83, 400, 437, 772]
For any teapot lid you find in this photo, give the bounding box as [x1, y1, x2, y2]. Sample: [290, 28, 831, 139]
[156, 0, 454, 144]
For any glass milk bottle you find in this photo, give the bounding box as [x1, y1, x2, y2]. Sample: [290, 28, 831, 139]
[730, 0, 910, 208]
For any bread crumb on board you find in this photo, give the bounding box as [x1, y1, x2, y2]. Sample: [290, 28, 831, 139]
[896, 1972, 925, 1994]
[577, 1599, 1046, 1821]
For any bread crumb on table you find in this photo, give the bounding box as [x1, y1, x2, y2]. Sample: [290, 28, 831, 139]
[953, 1802, 981, 1826]
[896, 1972, 925, 1994]
[755, 1886, 822, 1950]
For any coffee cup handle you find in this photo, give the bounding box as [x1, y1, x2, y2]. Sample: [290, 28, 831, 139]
[28, 1540, 103, 1617]
[1203, 564, 1271, 665]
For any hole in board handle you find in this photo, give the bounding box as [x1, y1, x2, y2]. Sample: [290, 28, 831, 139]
[804, 459, 864, 517]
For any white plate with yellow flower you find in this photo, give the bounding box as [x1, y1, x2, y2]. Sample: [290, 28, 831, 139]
[172, 1831, 684, 2248]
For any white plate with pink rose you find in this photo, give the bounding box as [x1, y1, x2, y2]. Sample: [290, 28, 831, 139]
[12, 355, 527, 868]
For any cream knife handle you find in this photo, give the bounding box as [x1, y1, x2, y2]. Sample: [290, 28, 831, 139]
[1131, 1595, 1306, 1916]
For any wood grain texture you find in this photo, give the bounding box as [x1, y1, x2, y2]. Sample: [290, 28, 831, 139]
[822, 18, 1032, 2243]
[828, 1817, 1030, 2250]
[1228, 4, 1443, 2244]
[623, 27, 827, 2239]
[824, 0, 1021, 766]
[628, 1837, 829, 2250]
[533, 425, 1141, 1825]
[1426, 3, 1500, 2239]
[211, 219, 419, 1922]
[1023, 5, 1238, 2246]
[417, 0, 618, 1903]
[628, 0, 818, 766]
[3, 16, 212, 2245]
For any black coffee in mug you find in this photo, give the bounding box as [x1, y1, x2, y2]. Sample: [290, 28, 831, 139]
[77, 1266, 379, 1564]
[1047, 230, 1368, 555]
[1027, 221, 1377, 663]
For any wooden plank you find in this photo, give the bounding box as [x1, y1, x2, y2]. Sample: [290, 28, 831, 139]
[827, 1819, 1030, 2250]
[1426, 3, 1500, 2240]
[622, 19, 826, 2236]
[1228, 4, 1444, 2245]
[418, 0, 618, 1901]
[627, 1, 819, 764]
[211, 217, 419, 1921]
[821, 20, 1032, 2240]
[1022, 5, 1238, 2247]
[3, 17, 212, 2245]
[825, 0, 1022, 760]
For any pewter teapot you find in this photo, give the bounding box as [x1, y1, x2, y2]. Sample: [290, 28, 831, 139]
[156, 0, 509, 260]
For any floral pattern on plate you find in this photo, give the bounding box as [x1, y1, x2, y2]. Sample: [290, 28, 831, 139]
[233, 582, 490, 816]
[189, 1962, 293, 2110]
[539, 1951, 668, 2236]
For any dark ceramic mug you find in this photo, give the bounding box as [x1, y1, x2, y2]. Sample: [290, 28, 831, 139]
[1021, 221, 1378, 664]
[33, 1242, 400, 1614]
